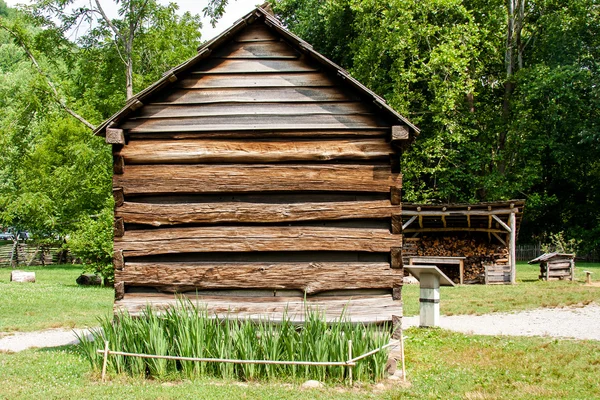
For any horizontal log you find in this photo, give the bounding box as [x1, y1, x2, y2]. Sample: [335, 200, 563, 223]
[235, 24, 279, 42]
[402, 208, 518, 216]
[134, 102, 371, 118]
[547, 262, 572, 268]
[116, 200, 401, 225]
[120, 114, 384, 133]
[119, 139, 391, 164]
[116, 262, 400, 294]
[106, 128, 125, 144]
[115, 227, 402, 256]
[212, 41, 299, 58]
[114, 293, 400, 323]
[403, 227, 509, 234]
[114, 164, 401, 194]
[192, 59, 318, 74]
[178, 72, 336, 88]
[152, 87, 357, 104]
[128, 129, 388, 140]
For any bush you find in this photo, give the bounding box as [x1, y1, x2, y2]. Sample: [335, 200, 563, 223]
[77, 300, 390, 383]
[68, 201, 113, 283]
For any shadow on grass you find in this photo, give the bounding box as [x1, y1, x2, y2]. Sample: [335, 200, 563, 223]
[36, 344, 79, 353]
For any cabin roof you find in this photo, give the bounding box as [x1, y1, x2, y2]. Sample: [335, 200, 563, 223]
[94, 6, 419, 138]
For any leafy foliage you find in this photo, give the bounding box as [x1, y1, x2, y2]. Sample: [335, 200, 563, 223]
[68, 201, 114, 282]
[0, 3, 202, 274]
[272, 0, 600, 251]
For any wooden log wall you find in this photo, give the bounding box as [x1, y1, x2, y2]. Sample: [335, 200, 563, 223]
[110, 21, 405, 323]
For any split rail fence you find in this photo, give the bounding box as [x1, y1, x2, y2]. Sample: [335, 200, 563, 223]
[0, 242, 66, 267]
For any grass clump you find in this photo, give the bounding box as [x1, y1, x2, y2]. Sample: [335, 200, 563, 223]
[77, 300, 390, 383]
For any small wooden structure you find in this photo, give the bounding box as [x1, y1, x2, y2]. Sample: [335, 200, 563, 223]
[95, 7, 419, 327]
[402, 201, 524, 284]
[484, 263, 512, 284]
[529, 253, 575, 281]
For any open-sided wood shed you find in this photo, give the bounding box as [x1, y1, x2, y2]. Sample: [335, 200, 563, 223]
[401, 201, 524, 284]
[95, 7, 418, 328]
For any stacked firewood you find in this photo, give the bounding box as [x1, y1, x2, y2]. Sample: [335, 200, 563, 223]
[415, 235, 509, 283]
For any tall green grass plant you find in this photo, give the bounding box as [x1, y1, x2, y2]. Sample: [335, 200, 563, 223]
[77, 300, 390, 383]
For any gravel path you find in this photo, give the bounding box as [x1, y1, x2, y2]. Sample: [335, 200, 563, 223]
[403, 303, 600, 341]
[0, 328, 93, 352]
[1, 304, 598, 352]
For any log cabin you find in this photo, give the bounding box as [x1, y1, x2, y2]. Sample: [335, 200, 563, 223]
[95, 6, 419, 333]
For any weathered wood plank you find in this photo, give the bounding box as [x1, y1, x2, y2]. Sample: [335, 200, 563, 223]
[178, 72, 336, 88]
[114, 217, 124, 237]
[119, 139, 390, 164]
[116, 262, 399, 294]
[113, 154, 124, 174]
[114, 164, 402, 194]
[106, 128, 125, 144]
[120, 114, 383, 133]
[116, 200, 401, 225]
[213, 41, 299, 58]
[114, 293, 400, 323]
[115, 227, 402, 256]
[114, 282, 125, 300]
[192, 59, 318, 74]
[235, 24, 279, 42]
[113, 188, 124, 207]
[153, 87, 356, 104]
[135, 102, 370, 118]
[392, 125, 410, 141]
[128, 129, 389, 140]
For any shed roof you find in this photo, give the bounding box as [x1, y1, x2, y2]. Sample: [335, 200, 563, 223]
[94, 6, 418, 140]
[401, 200, 525, 238]
[528, 253, 575, 264]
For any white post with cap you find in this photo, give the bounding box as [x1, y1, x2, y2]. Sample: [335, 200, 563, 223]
[404, 265, 455, 328]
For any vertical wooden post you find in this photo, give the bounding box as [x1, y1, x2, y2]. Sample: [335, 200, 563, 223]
[509, 212, 517, 284]
[392, 314, 402, 340]
[400, 331, 406, 382]
[570, 259, 575, 281]
[347, 340, 353, 386]
[101, 340, 110, 382]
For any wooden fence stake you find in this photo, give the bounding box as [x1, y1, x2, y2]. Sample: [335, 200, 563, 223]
[348, 339, 353, 386]
[400, 333, 406, 382]
[101, 340, 109, 382]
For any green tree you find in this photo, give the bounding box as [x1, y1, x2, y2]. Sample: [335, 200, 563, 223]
[272, 0, 600, 252]
[0, 2, 203, 278]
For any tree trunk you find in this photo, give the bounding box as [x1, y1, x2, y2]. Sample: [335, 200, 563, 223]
[126, 60, 133, 99]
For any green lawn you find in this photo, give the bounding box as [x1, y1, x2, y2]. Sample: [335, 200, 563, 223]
[0, 262, 599, 332]
[1, 263, 599, 398]
[0, 328, 598, 399]
[0, 265, 113, 332]
[402, 261, 600, 316]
